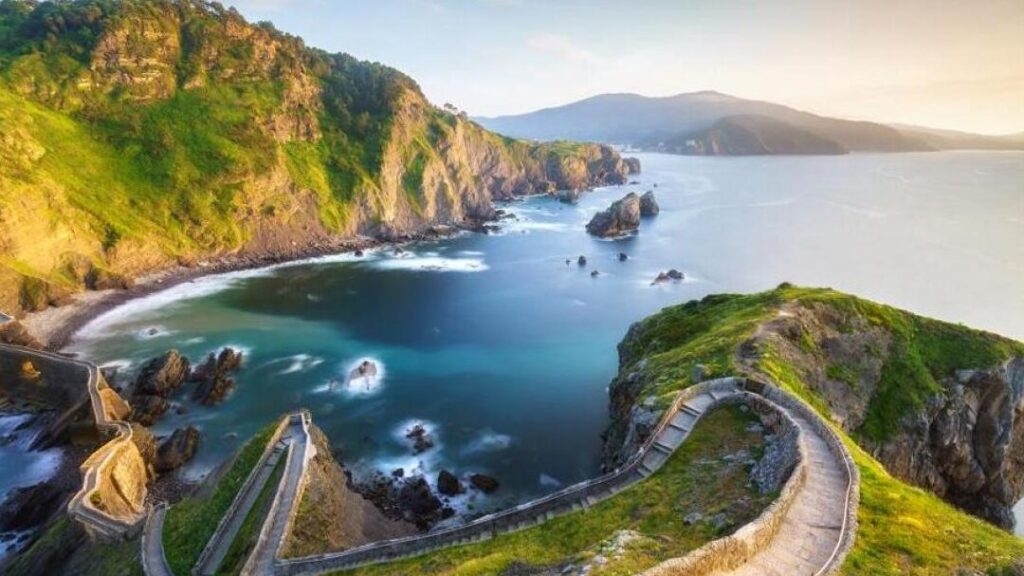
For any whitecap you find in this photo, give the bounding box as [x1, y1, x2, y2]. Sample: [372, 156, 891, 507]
[460, 430, 513, 455]
[181, 337, 206, 346]
[539, 473, 563, 488]
[321, 357, 385, 396]
[371, 256, 488, 273]
[136, 325, 176, 340]
[275, 354, 324, 375]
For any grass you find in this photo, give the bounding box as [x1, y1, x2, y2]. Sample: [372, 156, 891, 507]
[162, 421, 278, 575]
[609, 285, 1024, 575]
[217, 453, 288, 575]
[840, 439, 1024, 575]
[2, 516, 145, 576]
[335, 406, 773, 575]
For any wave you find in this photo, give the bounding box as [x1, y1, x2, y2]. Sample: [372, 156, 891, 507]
[460, 430, 514, 455]
[371, 255, 488, 273]
[268, 354, 324, 375]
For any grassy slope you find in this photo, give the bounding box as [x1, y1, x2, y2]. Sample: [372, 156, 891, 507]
[337, 407, 772, 575]
[1, 516, 145, 576]
[616, 285, 1024, 575]
[162, 422, 276, 575]
[218, 454, 287, 575]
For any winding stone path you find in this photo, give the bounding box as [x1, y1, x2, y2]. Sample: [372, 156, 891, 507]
[713, 405, 852, 576]
[194, 413, 310, 576]
[142, 378, 856, 576]
[142, 503, 173, 576]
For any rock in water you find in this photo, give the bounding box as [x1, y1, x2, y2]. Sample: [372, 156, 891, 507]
[586, 193, 641, 238]
[577, 255, 587, 267]
[640, 191, 659, 216]
[437, 470, 463, 496]
[155, 426, 200, 473]
[469, 473, 500, 493]
[618, 252, 628, 262]
[129, 394, 170, 426]
[397, 477, 443, 528]
[652, 269, 685, 285]
[405, 424, 435, 454]
[192, 347, 244, 406]
[134, 350, 190, 396]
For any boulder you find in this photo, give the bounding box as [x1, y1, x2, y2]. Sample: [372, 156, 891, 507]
[469, 473, 500, 493]
[577, 255, 587, 267]
[405, 424, 434, 454]
[0, 321, 43, 349]
[129, 394, 170, 426]
[590, 270, 600, 278]
[585, 193, 641, 238]
[191, 348, 243, 406]
[437, 470, 463, 496]
[652, 269, 685, 285]
[618, 253, 628, 262]
[134, 350, 190, 397]
[155, 426, 200, 473]
[639, 191, 659, 217]
[623, 157, 642, 174]
[397, 477, 443, 529]
[557, 189, 583, 205]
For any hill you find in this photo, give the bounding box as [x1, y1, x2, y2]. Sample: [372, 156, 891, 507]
[890, 124, 1024, 151]
[656, 114, 847, 155]
[601, 285, 1024, 574]
[0, 0, 637, 316]
[476, 91, 931, 152]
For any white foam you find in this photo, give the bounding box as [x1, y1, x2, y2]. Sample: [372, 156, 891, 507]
[539, 473, 563, 488]
[136, 325, 176, 340]
[273, 354, 324, 375]
[182, 337, 206, 346]
[317, 357, 386, 396]
[371, 255, 488, 273]
[73, 248, 380, 342]
[98, 358, 134, 372]
[460, 430, 513, 455]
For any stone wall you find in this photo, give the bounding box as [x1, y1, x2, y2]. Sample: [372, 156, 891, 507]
[640, 393, 808, 575]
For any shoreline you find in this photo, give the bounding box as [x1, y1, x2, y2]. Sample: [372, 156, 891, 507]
[25, 225, 489, 352]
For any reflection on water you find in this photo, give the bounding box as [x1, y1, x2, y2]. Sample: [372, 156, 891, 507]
[59, 151, 1024, 521]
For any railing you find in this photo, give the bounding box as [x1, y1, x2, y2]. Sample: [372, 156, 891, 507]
[0, 342, 147, 540]
[275, 378, 747, 575]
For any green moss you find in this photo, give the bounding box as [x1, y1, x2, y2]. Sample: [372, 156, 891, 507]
[337, 406, 772, 575]
[162, 422, 278, 575]
[218, 453, 288, 575]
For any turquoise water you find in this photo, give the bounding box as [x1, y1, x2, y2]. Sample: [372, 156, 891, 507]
[62, 151, 1024, 522]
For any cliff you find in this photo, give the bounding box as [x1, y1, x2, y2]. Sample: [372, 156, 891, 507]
[0, 0, 638, 316]
[661, 115, 847, 156]
[601, 286, 1024, 573]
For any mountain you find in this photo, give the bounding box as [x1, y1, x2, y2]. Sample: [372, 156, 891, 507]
[890, 124, 1024, 151]
[0, 0, 637, 316]
[476, 91, 953, 153]
[658, 114, 847, 155]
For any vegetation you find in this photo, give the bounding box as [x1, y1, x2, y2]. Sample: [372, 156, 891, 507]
[0, 0, 610, 315]
[337, 406, 773, 575]
[162, 421, 277, 575]
[218, 453, 287, 575]
[611, 285, 1024, 574]
[1, 516, 145, 576]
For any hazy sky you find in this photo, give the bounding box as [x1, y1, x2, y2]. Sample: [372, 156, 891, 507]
[228, 0, 1023, 134]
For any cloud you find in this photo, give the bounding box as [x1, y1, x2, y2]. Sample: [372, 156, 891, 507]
[526, 33, 602, 64]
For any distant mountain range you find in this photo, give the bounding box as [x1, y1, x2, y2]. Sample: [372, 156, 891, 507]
[476, 91, 1024, 156]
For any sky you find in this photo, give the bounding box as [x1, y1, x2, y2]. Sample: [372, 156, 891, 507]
[227, 0, 1023, 135]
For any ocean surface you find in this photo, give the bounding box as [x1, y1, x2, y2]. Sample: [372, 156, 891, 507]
[16, 151, 1024, 535]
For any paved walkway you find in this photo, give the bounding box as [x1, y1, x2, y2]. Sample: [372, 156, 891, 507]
[195, 415, 306, 576]
[273, 380, 753, 575]
[718, 407, 850, 576]
[244, 413, 314, 575]
[142, 504, 173, 576]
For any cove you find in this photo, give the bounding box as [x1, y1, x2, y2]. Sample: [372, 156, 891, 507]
[65, 151, 1024, 523]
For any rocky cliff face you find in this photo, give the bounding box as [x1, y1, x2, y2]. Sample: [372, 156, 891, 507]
[739, 300, 1024, 529]
[0, 0, 638, 316]
[602, 289, 1024, 530]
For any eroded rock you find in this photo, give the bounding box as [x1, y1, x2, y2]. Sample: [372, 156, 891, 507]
[586, 193, 641, 238]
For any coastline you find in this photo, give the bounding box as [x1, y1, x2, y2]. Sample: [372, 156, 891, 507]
[23, 225, 485, 352]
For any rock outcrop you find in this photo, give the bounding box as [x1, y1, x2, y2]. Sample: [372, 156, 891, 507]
[129, 350, 190, 425]
[0, 1, 640, 317]
[640, 191, 659, 216]
[191, 347, 243, 405]
[586, 193, 641, 238]
[154, 426, 199, 473]
[740, 298, 1024, 529]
